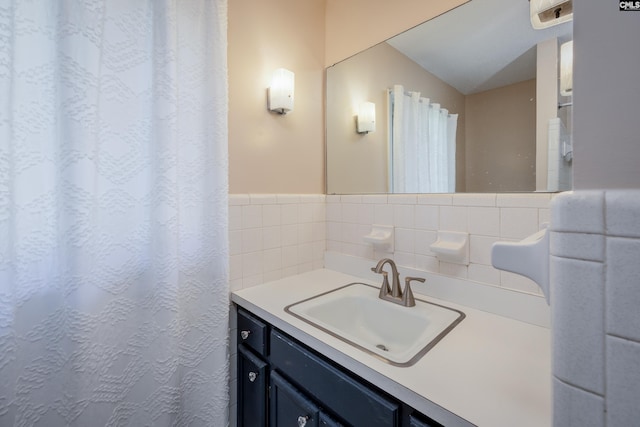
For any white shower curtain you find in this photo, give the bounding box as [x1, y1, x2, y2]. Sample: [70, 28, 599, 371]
[391, 84, 458, 193]
[0, 1, 229, 426]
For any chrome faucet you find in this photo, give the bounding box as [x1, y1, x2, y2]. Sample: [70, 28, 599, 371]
[370, 258, 424, 307]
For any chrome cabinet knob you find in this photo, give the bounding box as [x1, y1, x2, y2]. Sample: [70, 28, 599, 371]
[297, 415, 309, 427]
[248, 372, 257, 382]
[240, 330, 251, 340]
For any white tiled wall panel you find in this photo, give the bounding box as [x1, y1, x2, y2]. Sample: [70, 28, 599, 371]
[325, 193, 552, 294]
[229, 194, 326, 291]
[551, 190, 640, 427]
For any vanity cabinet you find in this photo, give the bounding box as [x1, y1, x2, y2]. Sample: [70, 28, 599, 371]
[236, 307, 443, 427]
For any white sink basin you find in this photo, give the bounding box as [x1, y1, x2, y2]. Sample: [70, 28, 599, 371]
[285, 283, 465, 366]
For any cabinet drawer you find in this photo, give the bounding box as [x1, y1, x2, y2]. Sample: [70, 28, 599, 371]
[238, 346, 268, 427]
[237, 308, 268, 356]
[270, 329, 400, 427]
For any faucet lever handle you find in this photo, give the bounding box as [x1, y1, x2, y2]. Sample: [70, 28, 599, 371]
[402, 277, 425, 307]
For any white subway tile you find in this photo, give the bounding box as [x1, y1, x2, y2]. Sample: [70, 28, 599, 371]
[242, 273, 265, 289]
[500, 207, 538, 239]
[262, 226, 282, 249]
[277, 194, 301, 204]
[281, 204, 299, 225]
[497, 193, 551, 208]
[326, 203, 341, 222]
[452, 193, 496, 207]
[311, 203, 326, 222]
[250, 194, 277, 204]
[439, 206, 468, 232]
[468, 264, 500, 285]
[263, 248, 282, 273]
[551, 256, 605, 395]
[242, 205, 262, 229]
[229, 194, 250, 205]
[414, 230, 438, 255]
[229, 254, 242, 281]
[340, 195, 362, 204]
[470, 235, 498, 265]
[326, 195, 341, 204]
[417, 194, 453, 205]
[298, 203, 313, 223]
[229, 230, 242, 255]
[229, 206, 242, 231]
[553, 378, 604, 427]
[393, 204, 415, 228]
[262, 204, 281, 227]
[414, 254, 439, 273]
[298, 223, 314, 244]
[439, 262, 467, 279]
[388, 194, 417, 205]
[500, 271, 541, 294]
[241, 251, 263, 277]
[394, 251, 416, 269]
[281, 245, 299, 268]
[606, 336, 640, 426]
[298, 243, 314, 264]
[606, 190, 640, 238]
[550, 231, 605, 262]
[358, 204, 375, 225]
[395, 228, 416, 253]
[374, 204, 394, 225]
[606, 237, 640, 341]
[550, 191, 604, 234]
[362, 194, 387, 204]
[241, 228, 263, 253]
[281, 224, 298, 246]
[326, 222, 341, 242]
[341, 203, 359, 224]
[415, 205, 439, 230]
[468, 207, 500, 236]
[263, 269, 283, 283]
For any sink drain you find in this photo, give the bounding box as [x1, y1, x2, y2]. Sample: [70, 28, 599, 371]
[376, 344, 389, 352]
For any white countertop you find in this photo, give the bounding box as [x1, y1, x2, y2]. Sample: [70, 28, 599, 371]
[232, 269, 551, 427]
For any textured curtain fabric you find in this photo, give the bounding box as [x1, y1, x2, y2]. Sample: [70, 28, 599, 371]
[391, 85, 457, 193]
[0, 1, 229, 426]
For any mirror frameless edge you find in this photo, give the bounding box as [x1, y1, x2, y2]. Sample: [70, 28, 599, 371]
[325, 0, 573, 195]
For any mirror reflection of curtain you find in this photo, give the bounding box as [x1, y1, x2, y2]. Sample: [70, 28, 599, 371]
[391, 85, 458, 193]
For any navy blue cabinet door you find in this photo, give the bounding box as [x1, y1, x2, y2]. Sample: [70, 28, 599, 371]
[238, 345, 268, 427]
[270, 371, 320, 427]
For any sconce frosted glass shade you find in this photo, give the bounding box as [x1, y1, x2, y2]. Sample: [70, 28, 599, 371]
[560, 40, 573, 97]
[357, 102, 376, 134]
[268, 68, 294, 114]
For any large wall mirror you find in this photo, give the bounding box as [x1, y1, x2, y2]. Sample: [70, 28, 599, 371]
[326, 0, 573, 194]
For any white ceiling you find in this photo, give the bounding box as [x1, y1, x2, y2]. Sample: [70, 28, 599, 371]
[386, 0, 572, 95]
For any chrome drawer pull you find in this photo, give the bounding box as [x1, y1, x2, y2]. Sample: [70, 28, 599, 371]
[240, 330, 251, 340]
[297, 415, 309, 427]
[248, 372, 258, 382]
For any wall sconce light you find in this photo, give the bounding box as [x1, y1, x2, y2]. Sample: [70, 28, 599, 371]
[268, 68, 294, 114]
[560, 40, 573, 96]
[356, 102, 376, 134]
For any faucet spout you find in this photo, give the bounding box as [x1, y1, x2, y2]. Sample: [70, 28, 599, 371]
[371, 258, 401, 298]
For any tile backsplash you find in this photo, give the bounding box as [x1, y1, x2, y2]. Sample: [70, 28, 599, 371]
[327, 193, 552, 295]
[230, 192, 553, 296]
[229, 194, 326, 292]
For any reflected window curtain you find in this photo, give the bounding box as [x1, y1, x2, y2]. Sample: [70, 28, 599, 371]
[391, 85, 457, 193]
[0, 1, 229, 426]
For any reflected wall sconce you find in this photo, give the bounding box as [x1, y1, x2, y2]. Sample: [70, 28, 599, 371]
[560, 40, 573, 96]
[356, 102, 376, 134]
[268, 68, 294, 114]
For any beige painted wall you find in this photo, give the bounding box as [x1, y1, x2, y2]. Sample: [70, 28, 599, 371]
[325, 0, 469, 67]
[326, 42, 466, 194]
[465, 80, 537, 192]
[228, 0, 325, 193]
